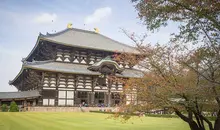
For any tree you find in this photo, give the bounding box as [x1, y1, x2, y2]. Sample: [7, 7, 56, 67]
[132, 0, 220, 62]
[116, 43, 218, 130]
[1, 104, 8, 112]
[114, 1, 220, 130]
[9, 101, 19, 112]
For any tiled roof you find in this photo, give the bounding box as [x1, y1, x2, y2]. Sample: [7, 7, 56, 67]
[10, 61, 144, 85]
[24, 61, 143, 78]
[0, 90, 40, 100]
[39, 28, 140, 54]
[24, 61, 100, 75]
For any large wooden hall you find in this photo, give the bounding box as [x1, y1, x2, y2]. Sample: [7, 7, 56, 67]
[0, 26, 142, 108]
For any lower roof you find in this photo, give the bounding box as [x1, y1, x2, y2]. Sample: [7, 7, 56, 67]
[0, 90, 40, 100]
[10, 61, 144, 85]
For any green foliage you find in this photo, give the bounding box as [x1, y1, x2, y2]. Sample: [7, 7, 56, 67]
[1, 104, 8, 112]
[132, 0, 220, 44]
[9, 101, 19, 112]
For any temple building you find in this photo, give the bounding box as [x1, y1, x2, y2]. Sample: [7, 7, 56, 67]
[0, 26, 143, 108]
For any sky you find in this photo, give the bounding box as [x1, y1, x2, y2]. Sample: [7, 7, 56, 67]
[0, 0, 178, 92]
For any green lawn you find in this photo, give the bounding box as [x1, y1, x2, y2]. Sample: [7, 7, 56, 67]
[0, 112, 189, 130]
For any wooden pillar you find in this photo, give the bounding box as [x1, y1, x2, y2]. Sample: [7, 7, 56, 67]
[55, 73, 59, 106]
[108, 92, 111, 107]
[91, 76, 95, 106]
[107, 78, 112, 107]
[74, 75, 77, 106]
[104, 92, 108, 106]
[87, 92, 90, 105]
[38, 72, 44, 106]
[74, 90, 77, 106]
[91, 92, 95, 106]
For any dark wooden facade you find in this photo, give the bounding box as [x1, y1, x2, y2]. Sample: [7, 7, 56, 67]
[39, 72, 123, 106]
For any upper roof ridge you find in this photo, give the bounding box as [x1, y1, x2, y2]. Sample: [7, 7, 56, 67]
[40, 28, 70, 37]
[40, 28, 97, 38]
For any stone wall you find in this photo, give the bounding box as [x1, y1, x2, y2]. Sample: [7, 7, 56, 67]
[28, 107, 117, 112]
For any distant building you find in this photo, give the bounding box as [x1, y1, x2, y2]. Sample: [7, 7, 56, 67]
[0, 27, 142, 108]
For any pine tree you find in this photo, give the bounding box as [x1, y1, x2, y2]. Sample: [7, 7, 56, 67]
[1, 104, 8, 112]
[9, 101, 19, 112]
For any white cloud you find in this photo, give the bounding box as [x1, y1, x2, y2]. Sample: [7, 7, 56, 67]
[84, 7, 112, 24]
[34, 13, 57, 24]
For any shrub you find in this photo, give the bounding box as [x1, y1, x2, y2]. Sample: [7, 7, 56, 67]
[1, 104, 8, 112]
[9, 101, 19, 112]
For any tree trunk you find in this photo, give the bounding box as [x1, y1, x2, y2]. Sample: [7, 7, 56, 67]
[214, 110, 220, 130]
[214, 118, 220, 130]
[174, 109, 202, 130]
[188, 121, 203, 130]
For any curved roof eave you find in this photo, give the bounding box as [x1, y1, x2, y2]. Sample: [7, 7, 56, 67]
[9, 66, 25, 85]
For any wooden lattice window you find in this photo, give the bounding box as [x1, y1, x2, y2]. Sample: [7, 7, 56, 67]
[77, 91, 88, 98]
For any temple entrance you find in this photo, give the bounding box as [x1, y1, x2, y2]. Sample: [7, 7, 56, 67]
[78, 91, 88, 106]
[95, 92, 105, 107]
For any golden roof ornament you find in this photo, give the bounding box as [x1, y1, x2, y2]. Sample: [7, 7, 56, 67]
[67, 23, 72, 29]
[94, 28, 99, 33]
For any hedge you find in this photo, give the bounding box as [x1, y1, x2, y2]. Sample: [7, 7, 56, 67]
[89, 110, 216, 120]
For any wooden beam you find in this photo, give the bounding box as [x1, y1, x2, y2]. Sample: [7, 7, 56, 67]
[55, 73, 59, 106]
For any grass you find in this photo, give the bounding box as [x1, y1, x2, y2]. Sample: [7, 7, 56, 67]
[0, 112, 190, 130]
